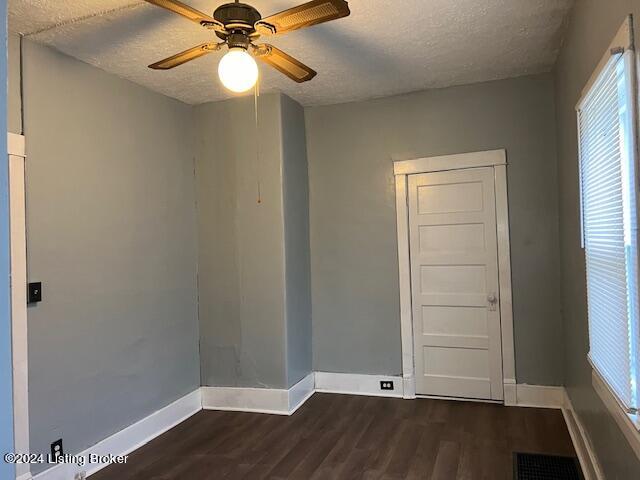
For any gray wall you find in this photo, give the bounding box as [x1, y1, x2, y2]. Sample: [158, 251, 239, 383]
[195, 93, 288, 389]
[281, 94, 313, 387]
[8, 32, 21, 134]
[306, 74, 563, 385]
[22, 40, 200, 472]
[0, 3, 16, 478]
[554, 1, 640, 478]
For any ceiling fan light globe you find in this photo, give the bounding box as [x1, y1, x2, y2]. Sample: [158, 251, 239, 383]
[218, 48, 259, 93]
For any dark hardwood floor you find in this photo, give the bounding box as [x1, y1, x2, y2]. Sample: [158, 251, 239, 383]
[91, 393, 577, 480]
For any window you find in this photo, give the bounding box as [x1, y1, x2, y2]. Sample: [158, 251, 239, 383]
[577, 21, 640, 418]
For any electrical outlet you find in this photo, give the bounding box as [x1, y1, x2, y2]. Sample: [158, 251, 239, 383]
[380, 380, 394, 391]
[50, 439, 63, 461]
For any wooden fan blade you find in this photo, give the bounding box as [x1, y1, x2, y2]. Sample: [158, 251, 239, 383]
[255, 0, 350, 36]
[149, 43, 221, 70]
[253, 44, 316, 83]
[144, 0, 223, 29]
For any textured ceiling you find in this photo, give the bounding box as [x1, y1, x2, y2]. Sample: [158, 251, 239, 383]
[9, 0, 574, 106]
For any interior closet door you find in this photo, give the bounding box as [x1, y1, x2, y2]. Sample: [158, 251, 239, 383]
[408, 166, 503, 400]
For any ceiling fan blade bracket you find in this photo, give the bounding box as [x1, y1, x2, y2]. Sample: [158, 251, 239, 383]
[200, 20, 226, 32]
[250, 43, 272, 57]
[204, 43, 225, 52]
[255, 21, 276, 36]
[252, 43, 317, 83]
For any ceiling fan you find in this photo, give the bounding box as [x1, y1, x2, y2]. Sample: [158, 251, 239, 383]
[144, 0, 351, 92]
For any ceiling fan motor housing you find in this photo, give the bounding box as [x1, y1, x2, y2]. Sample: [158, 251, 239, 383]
[213, 2, 262, 41]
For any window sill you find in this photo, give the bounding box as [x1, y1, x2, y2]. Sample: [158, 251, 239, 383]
[592, 369, 640, 460]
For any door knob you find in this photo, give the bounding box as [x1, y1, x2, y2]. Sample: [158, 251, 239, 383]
[487, 293, 498, 311]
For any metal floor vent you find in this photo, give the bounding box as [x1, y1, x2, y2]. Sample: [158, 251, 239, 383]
[514, 453, 583, 480]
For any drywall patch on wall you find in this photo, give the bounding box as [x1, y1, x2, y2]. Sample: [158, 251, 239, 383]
[194, 93, 288, 389]
[195, 92, 313, 390]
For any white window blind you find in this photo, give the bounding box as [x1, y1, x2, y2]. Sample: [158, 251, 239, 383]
[578, 49, 640, 413]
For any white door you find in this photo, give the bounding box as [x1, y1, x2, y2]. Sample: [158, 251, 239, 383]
[408, 167, 503, 400]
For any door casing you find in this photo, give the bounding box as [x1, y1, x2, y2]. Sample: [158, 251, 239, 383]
[8, 132, 29, 480]
[393, 149, 516, 404]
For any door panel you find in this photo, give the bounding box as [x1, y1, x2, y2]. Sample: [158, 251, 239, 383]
[418, 223, 486, 255]
[416, 182, 484, 214]
[409, 167, 503, 400]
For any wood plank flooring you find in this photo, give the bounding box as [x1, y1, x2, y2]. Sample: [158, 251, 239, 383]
[91, 393, 577, 480]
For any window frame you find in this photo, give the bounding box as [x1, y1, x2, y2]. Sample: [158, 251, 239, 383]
[576, 16, 640, 452]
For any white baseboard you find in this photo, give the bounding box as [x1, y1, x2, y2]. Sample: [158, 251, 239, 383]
[32, 389, 202, 480]
[562, 390, 604, 480]
[16, 472, 32, 480]
[288, 373, 316, 414]
[506, 384, 566, 408]
[201, 385, 290, 415]
[314, 372, 404, 398]
[201, 372, 315, 415]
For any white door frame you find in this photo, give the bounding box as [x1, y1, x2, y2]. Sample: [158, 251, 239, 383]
[8, 132, 30, 480]
[394, 149, 516, 403]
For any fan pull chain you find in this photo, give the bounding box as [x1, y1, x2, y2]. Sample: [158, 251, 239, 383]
[254, 74, 262, 204]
